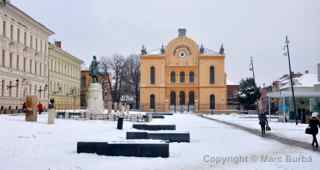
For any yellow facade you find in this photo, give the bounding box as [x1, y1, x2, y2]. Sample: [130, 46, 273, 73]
[140, 29, 227, 113]
[48, 42, 82, 109]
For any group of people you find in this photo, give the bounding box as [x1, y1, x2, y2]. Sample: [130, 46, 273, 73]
[22, 102, 44, 115]
[258, 111, 320, 149]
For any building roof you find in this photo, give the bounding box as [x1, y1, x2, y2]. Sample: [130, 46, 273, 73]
[280, 73, 319, 89]
[6, 2, 54, 35]
[146, 47, 222, 56]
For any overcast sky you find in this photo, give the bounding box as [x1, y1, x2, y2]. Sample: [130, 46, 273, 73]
[11, 0, 320, 85]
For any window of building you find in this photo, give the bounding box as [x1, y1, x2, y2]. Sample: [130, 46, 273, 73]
[16, 81, 19, 97]
[210, 66, 215, 84]
[9, 81, 12, 97]
[29, 59, 32, 73]
[35, 38, 38, 51]
[170, 91, 176, 105]
[1, 80, 4, 96]
[2, 21, 6, 36]
[35, 61, 37, 74]
[180, 72, 185, 83]
[1, 49, 5, 67]
[189, 91, 195, 105]
[10, 25, 13, 40]
[17, 28, 20, 43]
[149, 94, 155, 109]
[189, 71, 194, 83]
[9, 53, 13, 68]
[23, 57, 26, 72]
[210, 94, 216, 110]
[34, 85, 37, 95]
[40, 63, 42, 76]
[170, 71, 176, 83]
[24, 32, 27, 45]
[16, 55, 19, 70]
[30, 35, 33, 48]
[150, 66, 155, 84]
[179, 91, 185, 105]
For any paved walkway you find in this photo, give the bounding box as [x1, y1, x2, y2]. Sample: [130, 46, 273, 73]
[200, 115, 320, 154]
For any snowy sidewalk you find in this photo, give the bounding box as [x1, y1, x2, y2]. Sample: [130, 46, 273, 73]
[201, 114, 320, 154]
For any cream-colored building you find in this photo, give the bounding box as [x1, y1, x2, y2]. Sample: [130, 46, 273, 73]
[140, 29, 227, 113]
[0, 1, 54, 113]
[48, 41, 82, 109]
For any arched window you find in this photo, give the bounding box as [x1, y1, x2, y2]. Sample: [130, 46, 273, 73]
[179, 91, 185, 105]
[170, 91, 176, 105]
[210, 66, 215, 84]
[180, 72, 185, 83]
[150, 94, 155, 109]
[210, 94, 215, 110]
[188, 91, 194, 105]
[189, 71, 194, 83]
[150, 66, 155, 84]
[170, 71, 176, 83]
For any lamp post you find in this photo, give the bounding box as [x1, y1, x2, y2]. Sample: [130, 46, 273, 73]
[283, 36, 298, 125]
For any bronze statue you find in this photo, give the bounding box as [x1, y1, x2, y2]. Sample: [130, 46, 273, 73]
[89, 56, 99, 83]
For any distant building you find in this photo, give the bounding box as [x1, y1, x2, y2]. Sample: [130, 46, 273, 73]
[140, 29, 227, 113]
[80, 70, 112, 108]
[48, 41, 82, 109]
[0, 1, 54, 113]
[267, 68, 320, 120]
[226, 80, 240, 110]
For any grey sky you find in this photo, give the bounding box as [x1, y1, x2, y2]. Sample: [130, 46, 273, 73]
[11, 0, 320, 85]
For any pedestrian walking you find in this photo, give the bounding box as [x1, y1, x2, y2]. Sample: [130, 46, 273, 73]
[22, 102, 27, 113]
[258, 112, 268, 137]
[306, 112, 320, 149]
[37, 102, 44, 115]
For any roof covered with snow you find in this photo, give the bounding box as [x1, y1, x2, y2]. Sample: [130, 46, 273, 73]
[280, 73, 319, 89]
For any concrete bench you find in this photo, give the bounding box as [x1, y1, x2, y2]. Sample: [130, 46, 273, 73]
[56, 112, 66, 118]
[133, 124, 176, 131]
[77, 142, 169, 158]
[127, 132, 190, 143]
[147, 112, 174, 116]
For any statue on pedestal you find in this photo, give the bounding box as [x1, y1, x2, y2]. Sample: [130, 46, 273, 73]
[87, 56, 104, 115]
[89, 56, 99, 83]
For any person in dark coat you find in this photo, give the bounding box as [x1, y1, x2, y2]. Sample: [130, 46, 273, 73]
[259, 112, 268, 137]
[37, 102, 44, 115]
[309, 112, 320, 148]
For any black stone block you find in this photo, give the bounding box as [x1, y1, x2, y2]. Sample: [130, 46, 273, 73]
[149, 133, 190, 143]
[126, 132, 149, 139]
[126, 132, 190, 143]
[133, 124, 176, 131]
[152, 115, 165, 119]
[77, 142, 169, 158]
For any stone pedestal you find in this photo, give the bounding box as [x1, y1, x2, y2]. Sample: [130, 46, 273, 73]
[87, 83, 104, 114]
[48, 109, 56, 124]
[25, 96, 38, 122]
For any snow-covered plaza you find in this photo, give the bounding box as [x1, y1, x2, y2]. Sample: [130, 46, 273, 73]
[0, 113, 319, 170]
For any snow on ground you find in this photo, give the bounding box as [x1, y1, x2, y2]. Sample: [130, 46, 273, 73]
[0, 113, 319, 170]
[204, 113, 313, 144]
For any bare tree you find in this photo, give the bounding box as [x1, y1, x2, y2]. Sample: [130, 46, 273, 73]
[99, 54, 140, 108]
[124, 54, 140, 109]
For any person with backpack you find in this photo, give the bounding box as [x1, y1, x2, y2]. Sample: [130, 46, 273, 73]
[259, 112, 269, 137]
[307, 112, 320, 148]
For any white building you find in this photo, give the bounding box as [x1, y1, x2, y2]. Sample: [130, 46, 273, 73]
[267, 67, 320, 121]
[0, 1, 54, 113]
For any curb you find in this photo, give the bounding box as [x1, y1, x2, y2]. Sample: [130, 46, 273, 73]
[200, 115, 320, 154]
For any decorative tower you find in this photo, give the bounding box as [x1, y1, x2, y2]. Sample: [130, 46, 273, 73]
[200, 44, 205, 54]
[141, 45, 147, 55]
[219, 44, 225, 55]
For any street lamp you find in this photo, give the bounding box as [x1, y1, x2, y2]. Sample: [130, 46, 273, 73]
[283, 36, 298, 125]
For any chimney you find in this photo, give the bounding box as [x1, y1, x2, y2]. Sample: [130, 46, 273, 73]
[54, 41, 62, 48]
[178, 28, 186, 37]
